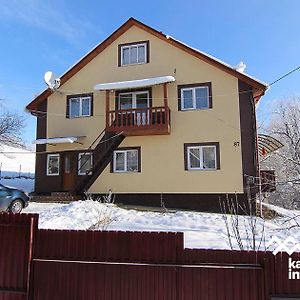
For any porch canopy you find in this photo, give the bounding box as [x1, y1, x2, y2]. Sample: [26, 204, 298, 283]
[257, 134, 284, 156]
[32, 136, 83, 145]
[94, 76, 175, 91]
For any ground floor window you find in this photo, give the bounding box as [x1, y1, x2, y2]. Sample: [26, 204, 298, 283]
[78, 153, 93, 175]
[47, 154, 60, 176]
[184, 143, 220, 170]
[112, 147, 141, 173]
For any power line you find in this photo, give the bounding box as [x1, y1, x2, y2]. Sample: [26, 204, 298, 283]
[27, 63, 300, 119]
[0, 131, 124, 155]
[269, 65, 300, 87]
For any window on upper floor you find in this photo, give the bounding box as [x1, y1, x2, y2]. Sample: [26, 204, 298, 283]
[119, 41, 149, 66]
[184, 143, 220, 171]
[112, 147, 141, 173]
[178, 83, 212, 111]
[66, 94, 93, 118]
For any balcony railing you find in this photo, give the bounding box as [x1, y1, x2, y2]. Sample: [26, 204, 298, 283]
[106, 106, 170, 136]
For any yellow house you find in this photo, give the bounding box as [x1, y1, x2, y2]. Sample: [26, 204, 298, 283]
[26, 18, 267, 211]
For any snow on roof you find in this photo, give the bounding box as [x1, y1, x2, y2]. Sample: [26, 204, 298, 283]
[166, 35, 268, 87]
[94, 76, 176, 91]
[32, 137, 81, 145]
[28, 19, 268, 110]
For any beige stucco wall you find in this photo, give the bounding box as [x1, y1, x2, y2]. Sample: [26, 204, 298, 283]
[46, 25, 243, 194]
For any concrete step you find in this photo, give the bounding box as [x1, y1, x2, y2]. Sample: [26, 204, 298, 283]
[30, 195, 82, 203]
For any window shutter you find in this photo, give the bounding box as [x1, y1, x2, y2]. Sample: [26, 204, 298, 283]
[178, 87, 182, 111]
[118, 45, 121, 67]
[90, 95, 94, 116]
[146, 40, 150, 63]
[66, 97, 70, 118]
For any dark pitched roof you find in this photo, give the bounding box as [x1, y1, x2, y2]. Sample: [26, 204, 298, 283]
[26, 17, 267, 111]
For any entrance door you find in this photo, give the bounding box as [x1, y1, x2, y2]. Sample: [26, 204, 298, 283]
[118, 91, 150, 126]
[62, 153, 76, 191]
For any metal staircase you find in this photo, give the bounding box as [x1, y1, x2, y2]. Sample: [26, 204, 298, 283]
[73, 130, 125, 195]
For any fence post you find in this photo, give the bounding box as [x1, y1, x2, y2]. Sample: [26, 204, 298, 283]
[176, 233, 184, 300]
[27, 216, 38, 300]
[263, 257, 270, 300]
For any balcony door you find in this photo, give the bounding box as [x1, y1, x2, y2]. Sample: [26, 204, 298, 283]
[118, 91, 150, 126]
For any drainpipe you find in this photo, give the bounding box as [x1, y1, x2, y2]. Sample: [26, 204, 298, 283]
[251, 93, 262, 217]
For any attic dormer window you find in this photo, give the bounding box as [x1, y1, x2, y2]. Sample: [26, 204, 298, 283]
[119, 41, 149, 66]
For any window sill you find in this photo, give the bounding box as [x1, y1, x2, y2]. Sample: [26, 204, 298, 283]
[68, 115, 92, 119]
[186, 168, 218, 171]
[119, 62, 148, 67]
[180, 107, 211, 111]
[112, 171, 140, 174]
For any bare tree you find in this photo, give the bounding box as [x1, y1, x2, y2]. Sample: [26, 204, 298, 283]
[85, 192, 119, 230]
[0, 112, 25, 148]
[261, 97, 300, 209]
[220, 194, 266, 251]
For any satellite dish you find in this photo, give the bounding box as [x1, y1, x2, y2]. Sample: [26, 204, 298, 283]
[234, 61, 246, 73]
[44, 71, 60, 90]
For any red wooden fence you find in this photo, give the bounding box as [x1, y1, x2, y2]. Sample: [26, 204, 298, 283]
[0, 214, 37, 300]
[1, 213, 300, 300]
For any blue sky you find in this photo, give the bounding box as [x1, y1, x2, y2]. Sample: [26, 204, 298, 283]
[0, 0, 300, 144]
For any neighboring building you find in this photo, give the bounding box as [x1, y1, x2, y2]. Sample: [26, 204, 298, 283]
[26, 18, 268, 211]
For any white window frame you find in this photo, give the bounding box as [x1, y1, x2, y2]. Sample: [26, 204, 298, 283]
[120, 42, 147, 66]
[69, 96, 92, 118]
[181, 86, 209, 111]
[113, 149, 139, 173]
[118, 91, 150, 109]
[187, 145, 217, 170]
[78, 153, 93, 176]
[46, 154, 60, 176]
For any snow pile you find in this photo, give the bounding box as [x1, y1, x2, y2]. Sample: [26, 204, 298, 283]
[23, 200, 300, 250]
[263, 202, 299, 218]
[94, 76, 175, 91]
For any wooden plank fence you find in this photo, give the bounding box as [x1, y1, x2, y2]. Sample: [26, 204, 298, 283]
[0, 213, 300, 299]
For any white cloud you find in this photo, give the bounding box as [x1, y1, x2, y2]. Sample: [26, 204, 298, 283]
[0, 0, 99, 43]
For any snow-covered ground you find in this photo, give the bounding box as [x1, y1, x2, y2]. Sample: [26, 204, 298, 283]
[0, 145, 35, 173]
[23, 200, 300, 250]
[0, 145, 35, 192]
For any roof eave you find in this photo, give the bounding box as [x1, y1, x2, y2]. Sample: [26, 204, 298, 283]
[26, 17, 267, 112]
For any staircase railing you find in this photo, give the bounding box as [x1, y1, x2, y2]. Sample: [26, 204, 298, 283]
[74, 131, 125, 194]
[77, 128, 106, 176]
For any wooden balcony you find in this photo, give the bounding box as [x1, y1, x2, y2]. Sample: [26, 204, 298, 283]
[106, 106, 171, 136]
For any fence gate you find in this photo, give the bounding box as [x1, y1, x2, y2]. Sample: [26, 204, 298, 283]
[178, 264, 265, 300]
[0, 214, 37, 300]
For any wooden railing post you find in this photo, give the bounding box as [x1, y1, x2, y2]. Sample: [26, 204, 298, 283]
[106, 105, 169, 134]
[163, 83, 170, 126]
[106, 90, 110, 128]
